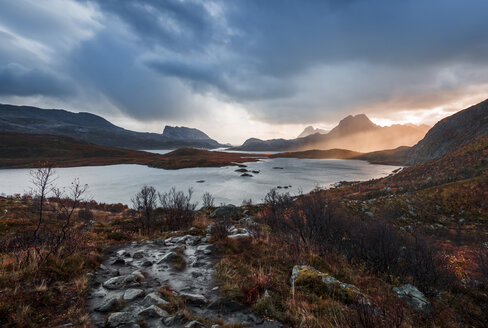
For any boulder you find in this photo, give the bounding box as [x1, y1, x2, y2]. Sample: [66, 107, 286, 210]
[210, 204, 240, 218]
[154, 238, 165, 245]
[131, 270, 145, 280]
[133, 251, 145, 259]
[238, 217, 257, 226]
[290, 265, 361, 301]
[393, 284, 430, 314]
[95, 296, 120, 312]
[157, 251, 178, 264]
[142, 292, 169, 307]
[163, 313, 186, 326]
[137, 305, 169, 318]
[123, 288, 144, 301]
[185, 321, 204, 328]
[185, 235, 201, 246]
[103, 274, 138, 290]
[106, 312, 139, 328]
[179, 292, 208, 306]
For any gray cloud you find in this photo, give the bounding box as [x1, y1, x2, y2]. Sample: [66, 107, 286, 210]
[0, 0, 488, 125]
[0, 63, 75, 96]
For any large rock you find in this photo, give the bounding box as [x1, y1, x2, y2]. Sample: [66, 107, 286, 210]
[132, 251, 145, 259]
[106, 312, 139, 327]
[179, 292, 208, 306]
[103, 274, 139, 290]
[157, 251, 178, 264]
[210, 204, 240, 218]
[393, 284, 430, 314]
[123, 289, 144, 301]
[95, 296, 120, 312]
[290, 265, 361, 301]
[137, 305, 169, 318]
[142, 292, 169, 307]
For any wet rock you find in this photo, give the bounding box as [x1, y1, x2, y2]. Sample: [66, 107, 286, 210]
[163, 313, 186, 326]
[142, 260, 153, 267]
[133, 251, 145, 259]
[210, 204, 240, 218]
[228, 232, 250, 239]
[123, 288, 144, 301]
[103, 274, 138, 290]
[138, 305, 169, 318]
[95, 296, 120, 312]
[157, 251, 178, 263]
[179, 292, 208, 306]
[185, 321, 204, 328]
[196, 244, 215, 255]
[142, 292, 169, 307]
[393, 284, 430, 314]
[106, 312, 139, 328]
[154, 238, 165, 246]
[185, 235, 201, 246]
[238, 217, 257, 226]
[131, 270, 144, 280]
[111, 258, 126, 266]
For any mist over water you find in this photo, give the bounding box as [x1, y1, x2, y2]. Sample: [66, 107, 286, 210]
[0, 158, 399, 206]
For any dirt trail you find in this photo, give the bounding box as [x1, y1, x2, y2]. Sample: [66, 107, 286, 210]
[87, 232, 283, 327]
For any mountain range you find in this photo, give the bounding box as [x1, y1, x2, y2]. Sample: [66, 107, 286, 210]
[233, 114, 430, 152]
[0, 104, 223, 149]
[297, 126, 329, 138]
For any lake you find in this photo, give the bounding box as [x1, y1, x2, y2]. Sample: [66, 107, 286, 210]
[0, 157, 400, 206]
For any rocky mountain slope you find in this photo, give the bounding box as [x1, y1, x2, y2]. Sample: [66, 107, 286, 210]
[406, 98, 488, 164]
[0, 104, 224, 149]
[233, 114, 429, 152]
[162, 126, 213, 141]
[297, 126, 328, 138]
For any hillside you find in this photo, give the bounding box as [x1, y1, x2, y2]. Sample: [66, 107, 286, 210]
[233, 114, 429, 152]
[0, 132, 259, 169]
[407, 99, 488, 164]
[0, 104, 224, 149]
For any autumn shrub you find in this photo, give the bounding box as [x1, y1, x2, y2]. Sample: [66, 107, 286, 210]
[210, 217, 232, 241]
[159, 187, 197, 231]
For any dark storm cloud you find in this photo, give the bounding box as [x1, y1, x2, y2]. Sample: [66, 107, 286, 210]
[0, 64, 75, 96]
[1, 0, 488, 123]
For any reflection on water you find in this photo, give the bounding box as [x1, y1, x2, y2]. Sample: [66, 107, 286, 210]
[0, 158, 399, 206]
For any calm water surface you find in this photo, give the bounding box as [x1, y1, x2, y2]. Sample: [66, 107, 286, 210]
[0, 157, 399, 206]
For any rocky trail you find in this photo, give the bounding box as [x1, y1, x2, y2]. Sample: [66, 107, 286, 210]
[87, 227, 284, 328]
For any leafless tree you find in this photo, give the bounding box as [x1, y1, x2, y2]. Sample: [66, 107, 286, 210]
[159, 187, 197, 231]
[30, 166, 56, 243]
[27, 166, 87, 263]
[202, 191, 215, 211]
[131, 185, 158, 234]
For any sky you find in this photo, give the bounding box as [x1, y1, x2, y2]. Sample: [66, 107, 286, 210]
[0, 0, 488, 144]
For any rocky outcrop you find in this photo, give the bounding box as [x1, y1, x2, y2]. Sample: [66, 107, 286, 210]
[210, 204, 240, 218]
[407, 98, 488, 164]
[393, 284, 430, 314]
[290, 265, 362, 302]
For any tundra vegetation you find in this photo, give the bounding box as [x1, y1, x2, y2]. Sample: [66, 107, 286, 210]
[0, 135, 487, 327]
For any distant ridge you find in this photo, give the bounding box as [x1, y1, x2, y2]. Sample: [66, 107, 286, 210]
[233, 114, 429, 152]
[0, 103, 224, 149]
